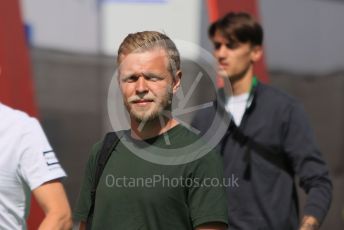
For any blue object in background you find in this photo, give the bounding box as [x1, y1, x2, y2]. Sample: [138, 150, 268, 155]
[24, 23, 33, 46]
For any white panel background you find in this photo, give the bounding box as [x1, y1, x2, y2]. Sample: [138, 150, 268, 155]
[20, 0, 99, 54]
[19, 0, 344, 73]
[100, 0, 202, 56]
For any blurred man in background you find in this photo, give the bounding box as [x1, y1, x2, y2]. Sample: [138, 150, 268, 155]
[192, 12, 332, 230]
[0, 103, 72, 229]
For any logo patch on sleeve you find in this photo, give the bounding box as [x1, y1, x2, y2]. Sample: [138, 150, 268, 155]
[43, 150, 60, 166]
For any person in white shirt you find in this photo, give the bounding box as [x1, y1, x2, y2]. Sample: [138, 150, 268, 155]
[192, 12, 332, 230]
[224, 92, 249, 126]
[0, 103, 72, 230]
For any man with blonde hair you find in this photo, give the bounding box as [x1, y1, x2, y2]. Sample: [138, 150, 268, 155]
[74, 31, 228, 230]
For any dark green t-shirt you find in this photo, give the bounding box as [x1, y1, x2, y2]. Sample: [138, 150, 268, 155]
[73, 125, 228, 230]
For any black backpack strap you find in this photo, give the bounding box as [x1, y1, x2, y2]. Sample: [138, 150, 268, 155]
[86, 131, 123, 230]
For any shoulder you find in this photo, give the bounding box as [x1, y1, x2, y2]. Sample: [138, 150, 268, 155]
[181, 126, 223, 170]
[0, 103, 40, 130]
[0, 103, 46, 147]
[87, 131, 123, 166]
[195, 150, 223, 172]
[199, 148, 222, 165]
[170, 125, 221, 162]
[254, 83, 304, 116]
[185, 149, 224, 182]
[88, 140, 103, 163]
[256, 83, 299, 107]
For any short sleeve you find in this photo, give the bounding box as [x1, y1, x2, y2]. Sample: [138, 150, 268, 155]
[18, 118, 66, 190]
[188, 150, 229, 228]
[73, 142, 101, 221]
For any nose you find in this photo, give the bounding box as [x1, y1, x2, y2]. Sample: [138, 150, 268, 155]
[135, 76, 149, 94]
[216, 44, 228, 59]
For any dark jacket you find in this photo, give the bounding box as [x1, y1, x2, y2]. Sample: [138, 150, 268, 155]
[191, 82, 332, 230]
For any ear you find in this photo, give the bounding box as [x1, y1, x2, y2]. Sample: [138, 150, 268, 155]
[250, 45, 263, 63]
[172, 70, 182, 94]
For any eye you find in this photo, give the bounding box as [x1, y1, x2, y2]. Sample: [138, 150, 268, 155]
[147, 76, 159, 82]
[145, 74, 163, 82]
[226, 42, 239, 49]
[122, 75, 138, 83]
[213, 42, 221, 50]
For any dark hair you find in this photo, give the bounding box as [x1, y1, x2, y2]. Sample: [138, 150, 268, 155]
[208, 12, 263, 46]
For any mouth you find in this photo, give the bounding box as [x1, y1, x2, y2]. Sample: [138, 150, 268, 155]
[132, 99, 154, 106]
[219, 62, 229, 68]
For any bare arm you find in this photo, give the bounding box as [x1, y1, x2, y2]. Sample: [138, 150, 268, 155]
[299, 215, 320, 230]
[195, 222, 227, 230]
[32, 180, 72, 230]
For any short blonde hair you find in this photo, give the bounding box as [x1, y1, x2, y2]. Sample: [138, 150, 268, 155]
[117, 31, 180, 75]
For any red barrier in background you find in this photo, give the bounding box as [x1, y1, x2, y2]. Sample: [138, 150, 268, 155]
[207, 0, 269, 83]
[0, 1, 268, 228]
[0, 0, 44, 229]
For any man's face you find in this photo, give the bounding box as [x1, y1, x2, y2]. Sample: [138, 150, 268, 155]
[211, 30, 261, 79]
[118, 48, 180, 122]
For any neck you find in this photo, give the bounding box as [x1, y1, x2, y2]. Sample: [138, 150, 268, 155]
[226, 67, 254, 96]
[130, 116, 179, 140]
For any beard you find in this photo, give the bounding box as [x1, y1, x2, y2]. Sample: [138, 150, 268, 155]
[124, 90, 173, 123]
